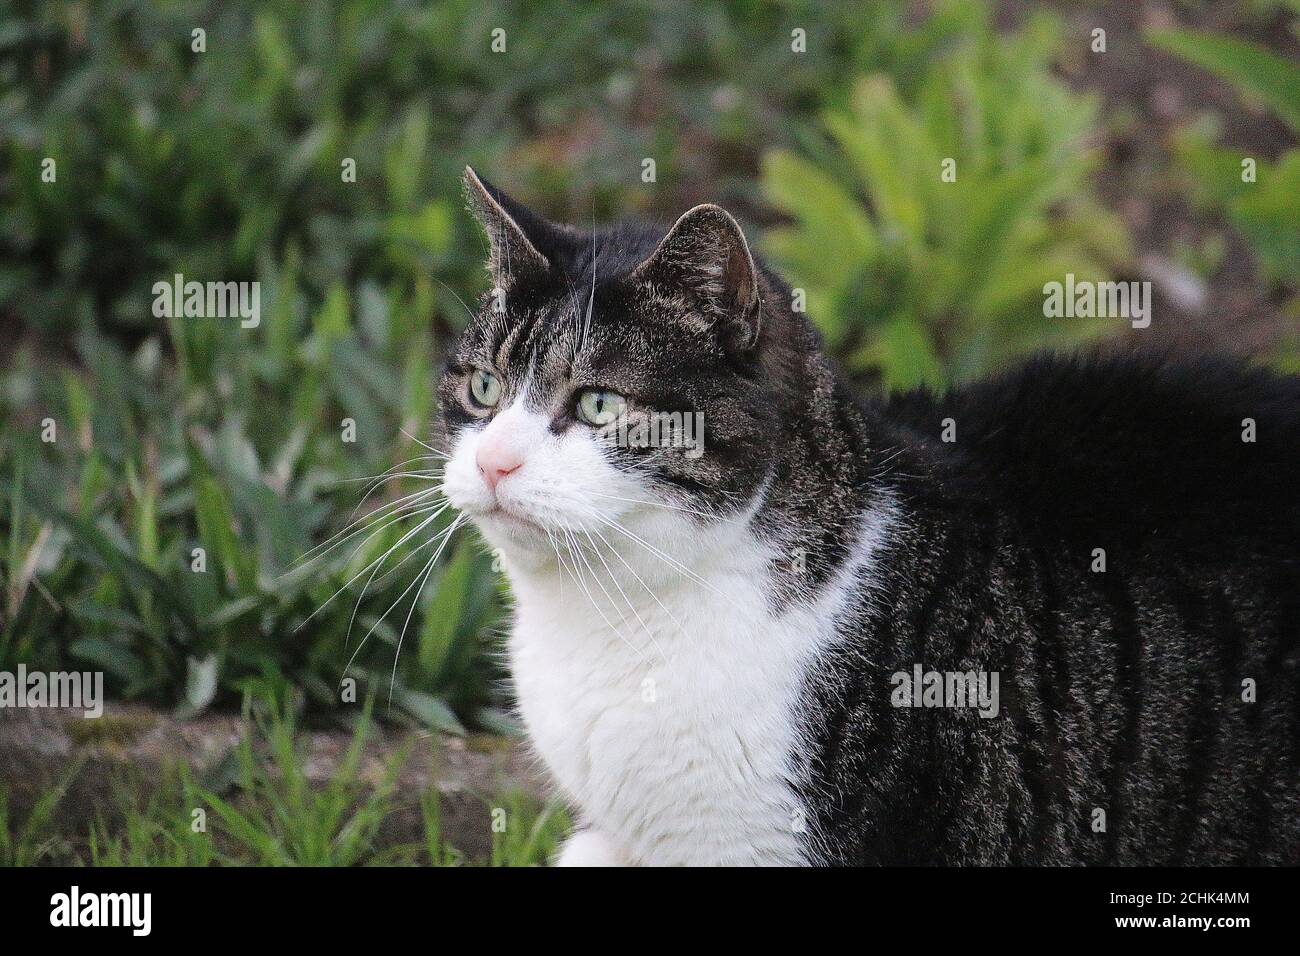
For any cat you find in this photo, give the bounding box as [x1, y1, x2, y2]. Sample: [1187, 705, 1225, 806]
[437, 166, 1300, 866]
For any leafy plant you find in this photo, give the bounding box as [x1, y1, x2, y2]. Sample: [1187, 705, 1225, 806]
[2, 320, 502, 728]
[761, 3, 1131, 388]
[1146, 26, 1300, 291]
[489, 790, 569, 867]
[87, 764, 219, 867]
[190, 692, 405, 865]
[1146, 28, 1300, 131]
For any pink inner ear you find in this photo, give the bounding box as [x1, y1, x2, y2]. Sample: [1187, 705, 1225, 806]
[463, 168, 553, 286]
[723, 240, 757, 312]
[636, 206, 758, 316]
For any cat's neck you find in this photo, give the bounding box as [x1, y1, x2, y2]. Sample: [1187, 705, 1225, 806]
[749, 304, 901, 595]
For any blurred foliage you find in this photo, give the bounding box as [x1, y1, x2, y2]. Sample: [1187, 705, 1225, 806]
[1, 0, 1011, 340]
[1147, 24, 1300, 374]
[762, 3, 1131, 389]
[0, 0, 1292, 727]
[1149, 26, 1300, 290]
[2, 314, 503, 729]
[0, 761, 79, 865]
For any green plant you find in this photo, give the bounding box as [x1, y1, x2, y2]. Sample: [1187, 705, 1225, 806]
[488, 790, 568, 867]
[1146, 27, 1300, 131]
[3, 323, 503, 729]
[86, 764, 219, 866]
[761, 3, 1131, 388]
[1146, 26, 1300, 291]
[184, 691, 403, 866]
[0, 775, 70, 866]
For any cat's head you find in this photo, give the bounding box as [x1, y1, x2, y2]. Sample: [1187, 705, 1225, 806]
[438, 168, 799, 575]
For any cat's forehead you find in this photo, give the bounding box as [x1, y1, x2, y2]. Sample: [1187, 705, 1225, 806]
[462, 280, 709, 406]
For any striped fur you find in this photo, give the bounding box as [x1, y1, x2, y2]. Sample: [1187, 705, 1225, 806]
[795, 355, 1300, 864]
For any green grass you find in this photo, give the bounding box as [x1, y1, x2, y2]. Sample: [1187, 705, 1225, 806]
[0, 773, 76, 866]
[5, 691, 567, 867]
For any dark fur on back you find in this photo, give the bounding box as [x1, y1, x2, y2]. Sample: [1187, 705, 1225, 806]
[445, 173, 1299, 864]
[884, 354, 1300, 561]
[795, 354, 1300, 864]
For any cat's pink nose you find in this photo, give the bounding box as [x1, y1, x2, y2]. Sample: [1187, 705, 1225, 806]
[476, 438, 523, 492]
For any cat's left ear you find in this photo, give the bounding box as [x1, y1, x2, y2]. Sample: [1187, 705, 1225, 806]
[633, 204, 761, 351]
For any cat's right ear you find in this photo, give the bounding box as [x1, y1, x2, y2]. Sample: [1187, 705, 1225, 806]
[632, 204, 762, 352]
[463, 166, 552, 290]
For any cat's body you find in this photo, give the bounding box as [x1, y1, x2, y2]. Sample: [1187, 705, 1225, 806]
[799, 356, 1300, 865]
[439, 169, 1299, 866]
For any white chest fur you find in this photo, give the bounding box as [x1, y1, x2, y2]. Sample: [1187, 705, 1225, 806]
[506, 534, 837, 866]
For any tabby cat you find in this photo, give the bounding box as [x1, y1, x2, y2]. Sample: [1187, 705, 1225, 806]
[436, 167, 1299, 866]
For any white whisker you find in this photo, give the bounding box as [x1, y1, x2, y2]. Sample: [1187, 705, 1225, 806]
[387, 514, 466, 701]
[559, 527, 651, 664]
[343, 514, 464, 681]
[297, 502, 450, 632]
[581, 528, 666, 660]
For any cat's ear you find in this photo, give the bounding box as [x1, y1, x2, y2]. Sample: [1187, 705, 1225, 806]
[633, 204, 761, 351]
[463, 166, 552, 289]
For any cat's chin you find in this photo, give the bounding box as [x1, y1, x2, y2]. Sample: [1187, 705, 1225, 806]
[480, 505, 546, 536]
[468, 508, 553, 560]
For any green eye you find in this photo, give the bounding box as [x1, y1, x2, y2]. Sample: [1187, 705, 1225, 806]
[468, 369, 502, 409]
[577, 389, 627, 427]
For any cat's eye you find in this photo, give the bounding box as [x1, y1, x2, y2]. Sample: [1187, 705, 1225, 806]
[468, 369, 502, 409]
[576, 389, 627, 427]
